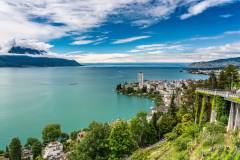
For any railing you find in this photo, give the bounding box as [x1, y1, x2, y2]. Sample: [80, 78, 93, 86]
[196, 88, 240, 99]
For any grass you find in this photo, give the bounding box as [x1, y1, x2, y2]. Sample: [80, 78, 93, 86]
[130, 126, 240, 160]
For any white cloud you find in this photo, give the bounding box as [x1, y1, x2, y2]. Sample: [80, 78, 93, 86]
[181, 0, 233, 19]
[219, 14, 233, 18]
[112, 36, 151, 44]
[0, 0, 238, 55]
[71, 36, 108, 45]
[0, 39, 53, 53]
[129, 43, 186, 53]
[194, 41, 240, 54]
[182, 29, 240, 42]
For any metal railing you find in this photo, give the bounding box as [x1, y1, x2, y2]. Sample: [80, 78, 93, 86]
[196, 88, 240, 99]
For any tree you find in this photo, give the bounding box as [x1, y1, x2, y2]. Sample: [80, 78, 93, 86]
[42, 124, 61, 143]
[32, 141, 42, 159]
[157, 114, 176, 137]
[9, 137, 22, 160]
[70, 131, 78, 140]
[109, 120, 137, 159]
[150, 112, 162, 139]
[59, 133, 69, 143]
[217, 65, 239, 90]
[25, 137, 39, 147]
[4, 146, 9, 158]
[70, 121, 111, 160]
[116, 84, 122, 91]
[168, 93, 177, 117]
[129, 112, 157, 147]
[216, 96, 229, 124]
[218, 70, 227, 89]
[208, 72, 217, 89]
[224, 65, 239, 89]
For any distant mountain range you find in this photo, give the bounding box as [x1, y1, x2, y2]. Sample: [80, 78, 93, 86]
[188, 57, 240, 69]
[8, 46, 47, 55]
[0, 46, 81, 67]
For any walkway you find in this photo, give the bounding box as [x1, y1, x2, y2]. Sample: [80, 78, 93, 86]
[196, 88, 240, 103]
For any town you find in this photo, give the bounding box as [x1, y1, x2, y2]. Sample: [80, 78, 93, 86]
[116, 72, 197, 120]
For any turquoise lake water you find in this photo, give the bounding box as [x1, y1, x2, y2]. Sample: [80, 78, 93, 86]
[0, 64, 207, 148]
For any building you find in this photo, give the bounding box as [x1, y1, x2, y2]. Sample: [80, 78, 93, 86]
[42, 141, 64, 160]
[138, 72, 144, 89]
[22, 148, 33, 160]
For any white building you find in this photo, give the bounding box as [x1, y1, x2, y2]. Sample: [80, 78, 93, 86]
[42, 141, 64, 160]
[138, 72, 144, 89]
[22, 148, 33, 160]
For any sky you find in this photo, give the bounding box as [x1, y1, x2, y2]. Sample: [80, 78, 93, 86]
[0, 0, 240, 63]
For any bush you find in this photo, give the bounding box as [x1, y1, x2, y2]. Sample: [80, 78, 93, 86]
[174, 136, 191, 151]
[203, 133, 224, 147]
[164, 132, 178, 141]
[131, 149, 150, 160]
[232, 130, 240, 149]
[177, 151, 188, 160]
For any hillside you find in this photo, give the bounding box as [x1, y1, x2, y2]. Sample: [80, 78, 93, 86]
[0, 45, 81, 67]
[188, 57, 240, 69]
[130, 123, 240, 160]
[0, 55, 81, 67]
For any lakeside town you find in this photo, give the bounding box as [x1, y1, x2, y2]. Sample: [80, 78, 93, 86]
[116, 72, 197, 121]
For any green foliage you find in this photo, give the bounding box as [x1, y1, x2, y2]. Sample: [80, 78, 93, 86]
[194, 95, 199, 123]
[174, 136, 191, 151]
[129, 112, 157, 147]
[217, 65, 239, 89]
[208, 72, 218, 89]
[232, 130, 240, 149]
[25, 137, 39, 147]
[164, 132, 178, 141]
[9, 137, 22, 160]
[202, 123, 225, 147]
[168, 93, 177, 117]
[42, 124, 61, 143]
[130, 149, 150, 160]
[70, 131, 78, 140]
[199, 96, 207, 126]
[32, 141, 42, 159]
[35, 156, 44, 160]
[70, 121, 110, 160]
[109, 120, 137, 159]
[157, 114, 176, 137]
[176, 151, 188, 160]
[216, 96, 229, 124]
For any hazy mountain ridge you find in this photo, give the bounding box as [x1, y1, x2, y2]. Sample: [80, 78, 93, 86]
[188, 57, 240, 69]
[0, 45, 81, 67]
[8, 46, 46, 55]
[0, 55, 81, 67]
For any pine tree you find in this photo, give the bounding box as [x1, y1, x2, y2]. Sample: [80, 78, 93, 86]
[9, 137, 22, 160]
[168, 93, 177, 117]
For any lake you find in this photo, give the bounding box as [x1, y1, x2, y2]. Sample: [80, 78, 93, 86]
[0, 64, 207, 148]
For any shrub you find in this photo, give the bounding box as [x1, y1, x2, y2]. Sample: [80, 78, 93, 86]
[131, 149, 150, 160]
[164, 132, 178, 141]
[174, 136, 191, 151]
[177, 151, 188, 160]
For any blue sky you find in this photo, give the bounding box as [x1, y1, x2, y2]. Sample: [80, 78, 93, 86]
[0, 0, 240, 63]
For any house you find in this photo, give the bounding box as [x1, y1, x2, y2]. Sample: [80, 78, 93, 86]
[22, 148, 33, 160]
[42, 141, 64, 160]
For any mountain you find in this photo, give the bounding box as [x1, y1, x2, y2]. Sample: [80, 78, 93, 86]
[0, 55, 81, 67]
[8, 46, 46, 55]
[188, 57, 240, 69]
[0, 45, 81, 67]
